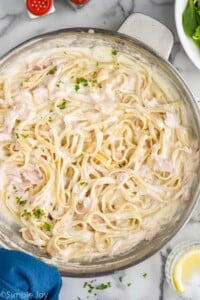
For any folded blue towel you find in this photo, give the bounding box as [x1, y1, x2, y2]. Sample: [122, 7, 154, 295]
[0, 248, 62, 300]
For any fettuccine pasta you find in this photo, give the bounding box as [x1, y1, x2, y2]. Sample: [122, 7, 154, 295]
[0, 46, 198, 261]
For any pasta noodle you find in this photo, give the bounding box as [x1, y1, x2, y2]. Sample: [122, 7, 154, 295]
[0, 45, 198, 261]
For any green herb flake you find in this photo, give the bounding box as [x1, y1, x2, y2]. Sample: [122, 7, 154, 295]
[74, 77, 88, 91]
[48, 66, 57, 75]
[21, 133, 28, 138]
[49, 109, 53, 113]
[83, 282, 88, 288]
[143, 273, 148, 278]
[119, 276, 123, 282]
[79, 181, 85, 186]
[75, 84, 80, 92]
[57, 100, 67, 110]
[76, 77, 88, 85]
[77, 298, 81, 300]
[16, 197, 27, 206]
[42, 222, 52, 231]
[33, 208, 45, 219]
[127, 283, 132, 287]
[13, 185, 17, 192]
[112, 50, 118, 56]
[56, 80, 63, 88]
[96, 282, 111, 290]
[15, 133, 19, 139]
[21, 210, 32, 219]
[16, 119, 21, 125]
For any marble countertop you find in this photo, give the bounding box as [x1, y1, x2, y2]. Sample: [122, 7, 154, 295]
[0, 0, 200, 299]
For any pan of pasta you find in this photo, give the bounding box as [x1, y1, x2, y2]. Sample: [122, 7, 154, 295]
[0, 13, 199, 276]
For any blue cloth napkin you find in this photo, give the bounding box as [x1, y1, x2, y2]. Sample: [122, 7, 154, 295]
[0, 248, 62, 300]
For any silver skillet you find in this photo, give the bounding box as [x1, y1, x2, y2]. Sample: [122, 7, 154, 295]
[0, 13, 199, 277]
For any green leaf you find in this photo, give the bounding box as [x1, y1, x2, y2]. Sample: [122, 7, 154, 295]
[196, 8, 200, 25]
[193, 25, 200, 39]
[192, 25, 200, 47]
[182, 0, 198, 37]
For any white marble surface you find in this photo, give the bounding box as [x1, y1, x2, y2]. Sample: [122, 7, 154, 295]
[0, 0, 200, 299]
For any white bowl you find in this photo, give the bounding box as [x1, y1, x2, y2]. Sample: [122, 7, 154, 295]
[175, 0, 200, 69]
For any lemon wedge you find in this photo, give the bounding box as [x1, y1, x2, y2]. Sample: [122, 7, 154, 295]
[172, 247, 200, 294]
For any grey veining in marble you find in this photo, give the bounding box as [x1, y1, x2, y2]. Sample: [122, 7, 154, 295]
[0, 1, 200, 299]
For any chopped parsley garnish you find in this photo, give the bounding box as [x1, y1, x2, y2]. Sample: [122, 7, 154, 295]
[79, 181, 85, 186]
[92, 79, 98, 87]
[49, 109, 53, 113]
[56, 80, 63, 87]
[48, 66, 57, 75]
[13, 185, 17, 192]
[21, 133, 28, 138]
[74, 77, 88, 91]
[42, 222, 52, 231]
[16, 197, 27, 206]
[76, 77, 88, 86]
[112, 50, 118, 56]
[33, 208, 45, 219]
[21, 210, 32, 219]
[119, 276, 123, 282]
[143, 273, 148, 278]
[57, 100, 67, 110]
[15, 133, 19, 139]
[127, 283, 132, 286]
[16, 119, 21, 124]
[75, 84, 80, 92]
[96, 282, 111, 290]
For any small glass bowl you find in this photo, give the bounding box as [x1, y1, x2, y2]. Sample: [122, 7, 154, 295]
[165, 241, 200, 299]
